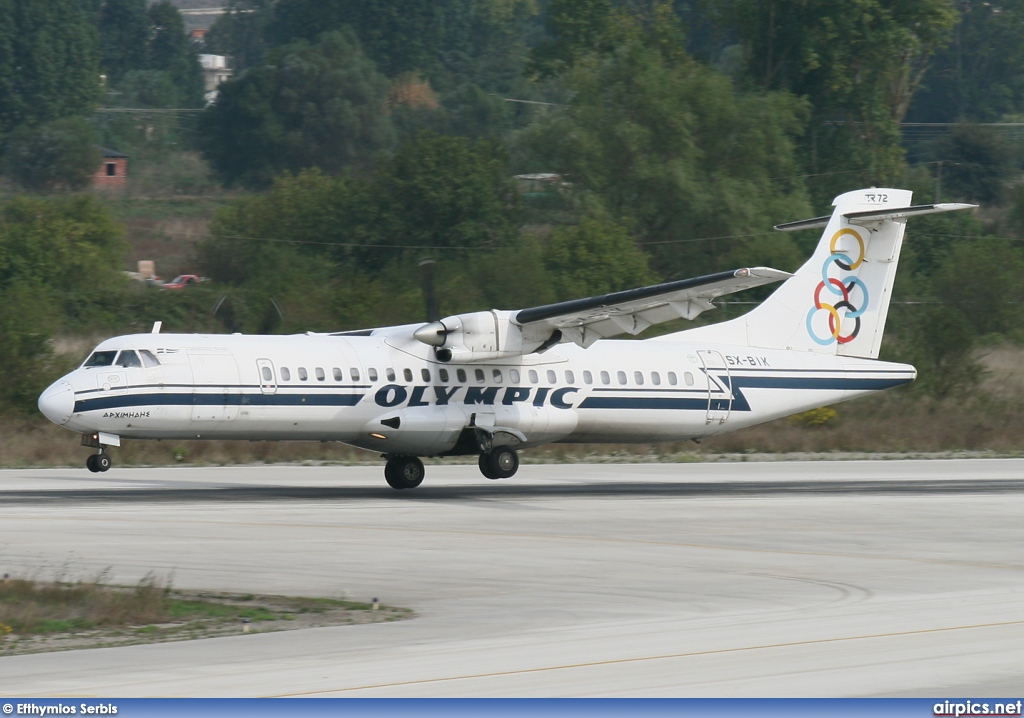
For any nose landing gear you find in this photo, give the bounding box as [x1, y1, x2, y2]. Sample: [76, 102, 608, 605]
[86, 452, 111, 473]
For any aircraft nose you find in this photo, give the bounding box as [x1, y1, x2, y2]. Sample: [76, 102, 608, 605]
[38, 380, 74, 426]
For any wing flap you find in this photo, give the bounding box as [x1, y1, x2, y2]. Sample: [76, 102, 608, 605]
[515, 267, 790, 344]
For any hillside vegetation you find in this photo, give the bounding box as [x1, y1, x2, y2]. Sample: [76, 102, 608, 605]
[2, 1, 1024, 461]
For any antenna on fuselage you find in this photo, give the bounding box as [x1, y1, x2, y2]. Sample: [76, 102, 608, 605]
[151, 321, 162, 334]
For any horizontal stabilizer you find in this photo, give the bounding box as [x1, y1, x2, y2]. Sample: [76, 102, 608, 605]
[775, 203, 976, 232]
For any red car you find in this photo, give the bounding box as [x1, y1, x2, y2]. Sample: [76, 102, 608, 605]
[161, 274, 204, 290]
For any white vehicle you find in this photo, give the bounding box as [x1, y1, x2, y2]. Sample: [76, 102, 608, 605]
[39, 188, 973, 488]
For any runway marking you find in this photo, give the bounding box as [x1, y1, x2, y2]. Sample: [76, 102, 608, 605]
[275, 618, 1024, 696]
[3, 513, 1024, 573]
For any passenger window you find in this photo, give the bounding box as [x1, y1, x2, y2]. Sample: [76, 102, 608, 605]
[315, 367, 326, 381]
[298, 367, 308, 381]
[422, 368, 431, 382]
[262, 367, 273, 382]
[333, 367, 343, 381]
[492, 369, 503, 383]
[139, 350, 160, 368]
[600, 371, 610, 385]
[529, 370, 539, 384]
[367, 368, 377, 381]
[475, 368, 485, 383]
[281, 367, 291, 381]
[583, 370, 593, 385]
[115, 350, 142, 368]
[651, 371, 661, 386]
[546, 370, 556, 383]
[510, 369, 520, 384]
[685, 372, 695, 386]
[457, 369, 467, 382]
[404, 368, 413, 382]
[617, 371, 627, 385]
[439, 368, 449, 382]
[565, 370, 575, 383]
[668, 372, 678, 385]
[350, 368, 360, 381]
[83, 350, 117, 367]
[386, 368, 396, 381]
[634, 371, 644, 385]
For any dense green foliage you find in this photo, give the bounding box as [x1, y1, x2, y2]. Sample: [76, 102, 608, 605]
[200, 29, 394, 187]
[6, 0, 1024, 419]
[0, 0, 101, 134]
[2, 118, 101, 192]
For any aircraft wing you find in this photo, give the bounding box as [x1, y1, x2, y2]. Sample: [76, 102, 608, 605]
[410, 267, 790, 360]
[514, 267, 790, 348]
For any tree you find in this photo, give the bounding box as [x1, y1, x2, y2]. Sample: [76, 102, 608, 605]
[98, 0, 148, 85]
[544, 211, 655, 299]
[1, 117, 101, 192]
[199, 29, 395, 187]
[204, 0, 272, 72]
[146, 1, 204, 107]
[0, 195, 128, 325]
[908, 0, 1024, 123]
[528, 0, 685, 78]
[518, 42, 811, 278]
[367, 133, 518, 257]
[932, 125, 1016, 203]
[268, 0, 476, 79]
[705, 0, 958, 202]
[0, 0, 101, 134]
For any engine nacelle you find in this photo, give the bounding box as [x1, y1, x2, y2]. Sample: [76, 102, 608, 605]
[415, 310, 552, 363]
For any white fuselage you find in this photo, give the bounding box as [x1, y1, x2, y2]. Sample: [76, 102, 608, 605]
[40, 328, 915, 457]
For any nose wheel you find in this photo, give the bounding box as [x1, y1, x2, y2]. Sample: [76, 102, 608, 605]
[86, 453, 111, 473]
[478, 446, 519, 480]
[384, 456, 425, 489]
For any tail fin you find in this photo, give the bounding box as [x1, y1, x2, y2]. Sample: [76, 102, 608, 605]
[671, 188, 974, 358]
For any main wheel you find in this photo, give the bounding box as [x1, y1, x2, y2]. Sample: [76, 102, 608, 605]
[86, 454, 100, 473]
[96, 454, 111, 472]
[478, 452, 499, 480]
[485, 446, 519, 480]
[384, 457, 425, 489]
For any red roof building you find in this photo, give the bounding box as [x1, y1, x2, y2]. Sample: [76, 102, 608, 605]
[93, 147, 128, 190]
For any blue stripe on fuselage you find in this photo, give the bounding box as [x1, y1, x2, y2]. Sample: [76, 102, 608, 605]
[73, 392, 364, 413]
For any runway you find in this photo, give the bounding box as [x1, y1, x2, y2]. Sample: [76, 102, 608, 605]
[1, 459, 1022, 697]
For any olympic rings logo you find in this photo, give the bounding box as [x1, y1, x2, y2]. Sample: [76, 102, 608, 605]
[805, 228, 869, 346]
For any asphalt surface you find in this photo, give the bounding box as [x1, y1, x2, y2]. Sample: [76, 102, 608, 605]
[0, 459, 1022, 697]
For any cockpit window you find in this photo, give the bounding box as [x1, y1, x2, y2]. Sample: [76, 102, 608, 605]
[83, 350, 117, 367]
[139, 350, 160, 368]
[115, 350, 142, 368]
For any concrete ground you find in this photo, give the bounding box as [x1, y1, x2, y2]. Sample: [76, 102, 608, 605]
[0, 459, 1022, 697]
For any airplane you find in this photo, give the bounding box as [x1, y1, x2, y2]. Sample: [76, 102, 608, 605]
[38, 188, 974, 489]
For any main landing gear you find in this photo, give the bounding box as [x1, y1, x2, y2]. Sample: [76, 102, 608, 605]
[478, 446, 519, 480]
[381, 446, 521, 490]
[384, 456, 425, 490]
[85, 452, 111, 473]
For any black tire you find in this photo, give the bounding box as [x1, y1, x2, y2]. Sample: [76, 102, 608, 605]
[97, 454, 111, 472]
[486, 446, 519, 480]
[396, 456, 424, 489]
[86, 454, 100, 473]
[478, 452, 499, 480]
[385, 457, 424, 489]
[384, 460, 403, 489]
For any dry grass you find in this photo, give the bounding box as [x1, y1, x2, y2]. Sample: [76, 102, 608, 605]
[0, 574, 411, 655]
[0, 573, 170, 635]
